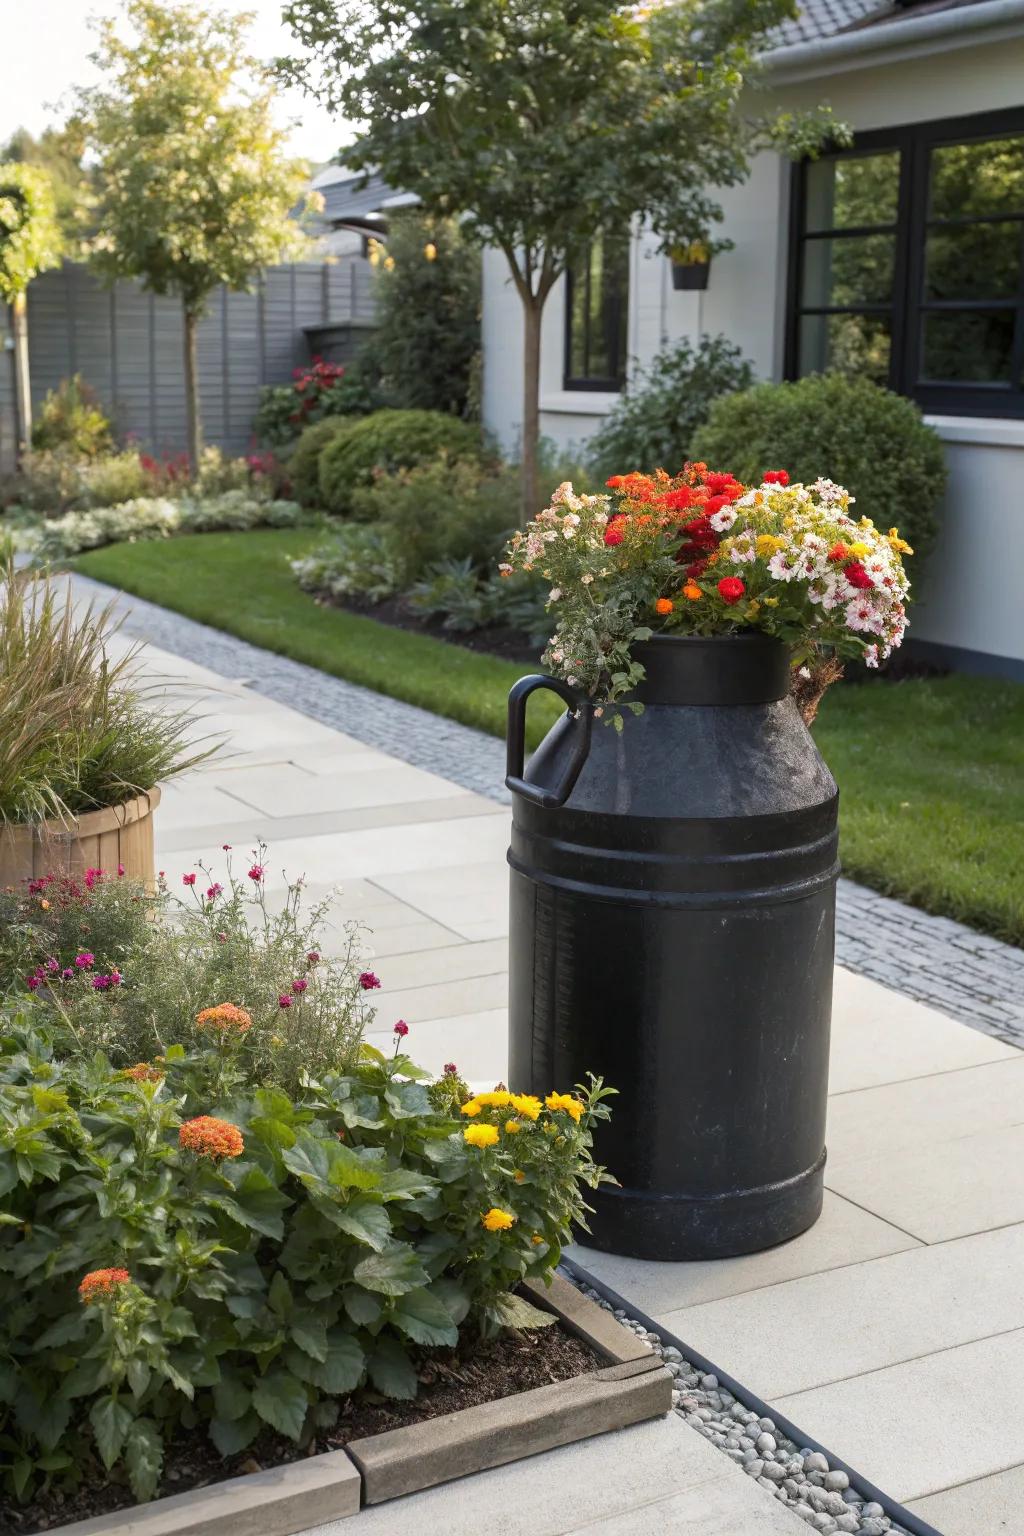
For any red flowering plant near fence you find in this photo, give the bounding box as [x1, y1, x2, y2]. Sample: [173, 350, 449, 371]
[503, 463, 913, 723]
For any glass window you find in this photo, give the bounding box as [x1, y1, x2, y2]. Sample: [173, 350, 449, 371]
[564, 234, 629, 390]
[788, 112, 1024, 416]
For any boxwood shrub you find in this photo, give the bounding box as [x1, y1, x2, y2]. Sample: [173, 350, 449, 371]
[317, 409, 485, 518]
[287, 417, 358, 509]
[690, 373, 946, 556]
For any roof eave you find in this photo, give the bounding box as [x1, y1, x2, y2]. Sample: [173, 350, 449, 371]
[762, 0, 1024, 81]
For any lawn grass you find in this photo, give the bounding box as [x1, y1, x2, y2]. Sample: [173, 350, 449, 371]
[75, 529, 1024, 946]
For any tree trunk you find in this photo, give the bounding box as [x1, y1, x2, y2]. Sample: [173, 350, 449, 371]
[520, 295, 542, 522]
[11, 293, 32, 459]
[183, 305, 202, 471]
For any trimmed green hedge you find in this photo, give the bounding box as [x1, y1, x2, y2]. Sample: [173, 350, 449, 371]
[287, 417, 357, 508]
[317, 409, 485, 517]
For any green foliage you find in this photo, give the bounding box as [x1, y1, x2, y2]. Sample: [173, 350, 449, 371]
[292, 524, 404, 604]
[0, 560, 210, 824]
[31, 493, 303, 558]
[0, 1011, 613, 1506]
[0, 847, 370, 1091]
[255, 359, 377, 448]
[0, 161, 62, 302]
[360, 212, 481, 418]
[1, 124, 92, 248]
[690, 374, 947, 555]
[31, 376, 114, 458]
[81, 2, 309, 315]
[588, 336, 754, 481]
[288, 417, 356, 508]
[408, 561, 548, 640]
[317, 411, 485, 517]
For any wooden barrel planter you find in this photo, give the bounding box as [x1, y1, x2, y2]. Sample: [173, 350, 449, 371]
[0, 788, 162, 890]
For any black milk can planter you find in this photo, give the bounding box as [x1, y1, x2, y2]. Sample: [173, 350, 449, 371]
[506, 633, 839, 1262]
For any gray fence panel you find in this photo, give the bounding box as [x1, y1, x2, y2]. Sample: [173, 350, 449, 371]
[24, 256, 376, 459]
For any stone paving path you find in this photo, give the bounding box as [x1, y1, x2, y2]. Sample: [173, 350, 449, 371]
[75, 574, 1024, 1048]
[80, 574, 1024, 1534]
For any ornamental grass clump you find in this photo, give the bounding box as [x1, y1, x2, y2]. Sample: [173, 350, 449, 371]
[503, 464, 913, 722]
[0, 559, 209, 824]
[0, 1009, 613, 1509]
[0, 844, 370, 1090]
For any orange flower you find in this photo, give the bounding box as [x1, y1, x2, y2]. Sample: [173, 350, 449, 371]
[654, 597, 673, 615]
[682, 582, 702, 601]
[78, 1267, 131, 1304]
[124, 1062, 163, 1083]
[179, 1115, 244, 1160]
[196, 1003, 252, 1035]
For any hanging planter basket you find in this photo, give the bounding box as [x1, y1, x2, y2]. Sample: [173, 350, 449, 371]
[670, 257, 710, 291]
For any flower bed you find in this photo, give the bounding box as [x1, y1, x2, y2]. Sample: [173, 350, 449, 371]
[0, 848, 625, 1528]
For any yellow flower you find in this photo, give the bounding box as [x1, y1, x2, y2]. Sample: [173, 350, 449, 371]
[482, 1207, 515, 1231]
[545, 1092, 584, 1122]
[464, 1123, 500, 1148]
[762, 596, 779, 608]
[848, 540, 870, 558]
[510, 1094, 543, 1121]
[887, 528, 914, 555]
[513, 1169, 526, 1184]
[39, 899, 50, 911]
[423, 241, 437, 261]
[476, 1090, 513, 1109]
[460, 1099, 482, 1117]
[745, 600, 761, 618]
[505, 1118, 523, 1134]
[755, 534, 785, 557]
[531, 1234, 545, 1246]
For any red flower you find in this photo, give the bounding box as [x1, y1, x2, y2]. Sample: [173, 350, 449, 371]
[359, 971, 381, 991]
[763, 470, 789, 485]
[248, 865, 265, 882]
[685, 558, 710, 579]
[717, 577, 746, 605]
[827, 543, 849, 563]
[656, 486, 697, 512]
[306, 951, 321, 966]
[291, 977, 308, 994]
[79, 1267, 131, 1304]
[393, 1020, 409, 1037]
[603, 517, 626, 547]
[182, 873, 196, 886]
[843, 561, 874, 591]
[278, 994, 293, 1009]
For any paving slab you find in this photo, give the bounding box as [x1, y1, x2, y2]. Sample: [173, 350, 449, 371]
[776, 1327, 1024, 1502]
[655, 1223, 1024, 1398]
[363, 1007, 508, 1080]
[909, 1461, 1024, 1535]
[571, 1190, 919, 1313]
[301, 1413, 808, 1536]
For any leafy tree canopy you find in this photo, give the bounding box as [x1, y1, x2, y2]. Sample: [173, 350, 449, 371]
[1, 124, 92, 246]
[0, 161, 63, 303]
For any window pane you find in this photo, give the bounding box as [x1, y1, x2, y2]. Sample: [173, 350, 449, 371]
[925, 221, 1022, 300]
[920, 310, 1015, 382]
[802, 233, 895, 306]
[929, 134, 1024, 221]
[566, 234, 628, 384]
[804, 151, 900, 232]
[569, 264, 590, 378]
[799, 313, 891, 384]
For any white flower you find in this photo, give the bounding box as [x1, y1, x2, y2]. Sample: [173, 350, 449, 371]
[767, 550, 801, 581]
[562, 526, 577, 539]
[844, 597, 884, 634]
[551, 481, 575, 505]
[709, 507, 738, 532]
[863, 644, 880, 668]
[798, 665, 811, 679]
[581, 573, 594, 584]
[729, 533, 756, 563]
[549, 587, 562, 601]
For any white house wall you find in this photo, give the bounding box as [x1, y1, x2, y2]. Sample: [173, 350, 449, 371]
[480, 35, 1024, 671]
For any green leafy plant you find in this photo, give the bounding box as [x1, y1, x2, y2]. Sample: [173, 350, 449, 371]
[588, 336, 754, 482]
[31, 375, 114, 458]
[292, 523, 403, 604]
[0, 1011, 613, 1507]
[0, 560, 210, 824]
[287, 416, 356, 508]
[690, 374, 946, 556]
[255, 359, 376, 448]
[0, 846, 370, 1091]
[317, 410, 487, 518]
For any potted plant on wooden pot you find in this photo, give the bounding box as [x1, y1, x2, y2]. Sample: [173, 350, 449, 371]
[0, 558, 212, 888]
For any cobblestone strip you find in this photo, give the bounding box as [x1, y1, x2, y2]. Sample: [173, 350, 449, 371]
[76, 574, 1024, 1048]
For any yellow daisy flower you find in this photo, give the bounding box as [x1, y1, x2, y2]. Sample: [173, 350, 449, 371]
[510, 1093, 542, 1121]
[545, 1092, 584, 1122]
[463, 1123, 499, 1148]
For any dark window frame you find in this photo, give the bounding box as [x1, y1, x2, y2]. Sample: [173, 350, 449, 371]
[564, 237, 629, 392]
[785, 106, 1024, 417]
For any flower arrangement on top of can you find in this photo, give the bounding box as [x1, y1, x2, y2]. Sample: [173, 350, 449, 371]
[501, 464, 912, 725]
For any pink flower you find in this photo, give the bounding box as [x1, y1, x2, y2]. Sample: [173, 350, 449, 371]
[306, 951, 321, 966]
[92, 975, 111, 991]
[291, 977, 308, 994]
[61, 968, 74, 980]
[117, 864, 125, 877]
[393, 1020, 409, 1037]
[248, 865, 265, 882]
[45, 958, 59, 972]
[182, 873, 197, 887]
[222, 844, 232, 851]
[278, 994, 293, 1009]
[359, 971, 381, 991]
[26, 976, 41, 991]
[217, 932, 228, 943]
[74, 953, 94, 968]
[206, 883, 223, 901]
[443, 1062, 458, 1075]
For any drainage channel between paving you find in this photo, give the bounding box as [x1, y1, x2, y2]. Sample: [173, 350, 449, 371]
[563, 1261, 942, 1536]
[74, 573, 1024, 1050]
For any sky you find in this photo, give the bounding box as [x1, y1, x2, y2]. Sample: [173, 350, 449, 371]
[1, 0, 349, 165]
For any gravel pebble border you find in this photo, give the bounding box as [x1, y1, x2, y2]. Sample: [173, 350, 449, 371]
[71, 572, 1024, 1047]
[563, 1266, 939, 1536]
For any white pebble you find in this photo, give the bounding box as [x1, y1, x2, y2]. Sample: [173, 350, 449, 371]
[805, 1451, 829, 1474]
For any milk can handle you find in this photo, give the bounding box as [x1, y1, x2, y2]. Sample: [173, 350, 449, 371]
[506, 674, 593, 809]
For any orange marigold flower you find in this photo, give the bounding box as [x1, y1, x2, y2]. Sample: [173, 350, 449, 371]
[482, 1207, 515, 1231]
[531, 1234, 545, 1245]
[124, 1062, 163, 1083]
[179, 1115, 244, 1160]
[79, 1267, 131, 1304]
[196, 1003, 252, 1035]
[682, 582, 702, 601]
[654, 597, 673, 615]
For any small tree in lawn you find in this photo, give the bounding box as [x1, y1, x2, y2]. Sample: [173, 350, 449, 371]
[0, 162, 63, 454]
[80, 0, 312, 468]
[282, 0, 845, 517]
